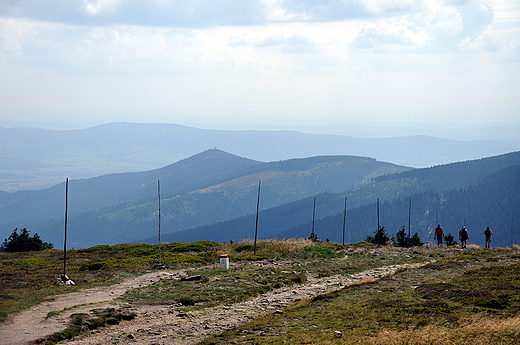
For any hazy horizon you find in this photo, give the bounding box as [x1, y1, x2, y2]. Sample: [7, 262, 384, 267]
[1, 119, 520, 143]
[1, 1, 519, 138]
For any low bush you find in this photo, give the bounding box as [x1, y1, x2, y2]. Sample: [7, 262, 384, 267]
[1, 228, 53, 252]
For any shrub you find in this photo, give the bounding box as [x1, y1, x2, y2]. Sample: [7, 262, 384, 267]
[365, 227, 391, 245]
[308, 232, 319, 242]
[409, 232, 424, 247]
[395, 226, 409, 247]
[445, 233, 458, 246]
[1, 228, 53, 252]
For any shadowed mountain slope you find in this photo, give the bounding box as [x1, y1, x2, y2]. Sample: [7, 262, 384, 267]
[153, 151, 520, 247]
[0, 150, 409, 248]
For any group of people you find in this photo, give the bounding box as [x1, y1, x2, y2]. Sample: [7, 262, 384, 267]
[434, 224, 493, 248]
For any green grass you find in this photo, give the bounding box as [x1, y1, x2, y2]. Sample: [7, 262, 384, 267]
[199, 248, 520, 345]
[120, 266, 308, 309]
[0, 239, 426, 322]
[118, 242, 430, 311]
[5, 239, 517, 345]
[0, 240, 219, 322]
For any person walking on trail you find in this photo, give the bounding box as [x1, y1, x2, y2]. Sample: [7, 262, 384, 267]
[484, 227, 493, 248]
[459, 226, 469, 249]
[434, 224, 444, 246]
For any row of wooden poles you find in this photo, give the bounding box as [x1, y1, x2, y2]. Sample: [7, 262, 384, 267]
[61, 178, 516, 277]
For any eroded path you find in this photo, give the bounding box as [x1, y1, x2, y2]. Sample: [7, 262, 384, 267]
[0, 270, 186, 345]
[18, 262, 429, 345]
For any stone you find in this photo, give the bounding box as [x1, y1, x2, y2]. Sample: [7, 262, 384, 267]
[335, 331, 342, 338]
[183, 275, 202, 281]
[56, 274, 75, 285]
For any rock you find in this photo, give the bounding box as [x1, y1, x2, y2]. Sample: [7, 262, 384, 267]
[335, 331, 342, 338]
[127, 333, 135, 339]
[56, 275, 75, 285]
[183, 275, 202, 281]
[274, 310, 284, 315]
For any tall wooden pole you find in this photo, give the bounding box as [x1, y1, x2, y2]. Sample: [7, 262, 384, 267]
[254, 180, 261, 255]
[512, 217, 514, 248]
[63, 178, 68, 279]
[311, 197, 316, 235]
[408, 198, 411, 247]
[377, 198, 380, 245]
[342, 197, 347, 246]
[158, 179, 161, 266]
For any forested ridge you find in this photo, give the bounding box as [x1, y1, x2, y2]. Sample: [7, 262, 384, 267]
[279, 164, 520, 247]
[158, 161, 520, 248]
[0, 150, 408, 248]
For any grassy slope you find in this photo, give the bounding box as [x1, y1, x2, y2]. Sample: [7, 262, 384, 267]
[2, 240, 520, 345]
[200, 246, 520, 345]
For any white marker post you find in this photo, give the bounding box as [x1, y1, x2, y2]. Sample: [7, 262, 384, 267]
[220, 254, 229, 269]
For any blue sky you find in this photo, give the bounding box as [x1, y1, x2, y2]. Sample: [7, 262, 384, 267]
[0, 0, 519, 138]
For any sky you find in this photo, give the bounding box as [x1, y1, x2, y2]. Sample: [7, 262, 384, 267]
[0, 0, 519, 139]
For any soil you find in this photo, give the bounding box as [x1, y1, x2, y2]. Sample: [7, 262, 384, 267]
[0, 261, 429, 345]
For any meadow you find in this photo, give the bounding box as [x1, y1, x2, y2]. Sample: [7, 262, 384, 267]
[1, 240, 519, 344]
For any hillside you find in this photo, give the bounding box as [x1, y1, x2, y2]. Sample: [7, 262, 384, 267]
[158, 152, 520, 247]
[277, 164, 520, 247]
[0, 149, 260, 234]
[2, 123, 517, 192]
[0, 150, 409, 248]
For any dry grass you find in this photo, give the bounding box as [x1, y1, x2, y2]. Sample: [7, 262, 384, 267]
[466, 244, 481, 250]
[221, 238, 316, 258]
[371, 315, 520, 345]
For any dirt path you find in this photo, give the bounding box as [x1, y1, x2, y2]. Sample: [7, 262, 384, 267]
[0, 270, 187, 345]
[0, 261, 429, 345]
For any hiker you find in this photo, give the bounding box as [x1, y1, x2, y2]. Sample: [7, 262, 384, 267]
[484, 227, 493, 248]
[459, 226, 469, 249]
[434, 224, 444, 246]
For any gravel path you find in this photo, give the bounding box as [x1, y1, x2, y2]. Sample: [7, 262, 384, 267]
[0, 270, 188, 345]
[0, 261, 430, 345]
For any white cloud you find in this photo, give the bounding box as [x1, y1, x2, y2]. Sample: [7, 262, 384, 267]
[0, 0, 518, 129]
[81, 0, 120, 16]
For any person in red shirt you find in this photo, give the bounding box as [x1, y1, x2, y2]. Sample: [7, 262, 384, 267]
[484, 227, 493, 248]
[434, 224, 444, 246]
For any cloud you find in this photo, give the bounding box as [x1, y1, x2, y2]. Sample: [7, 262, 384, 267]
[255, 33, 319, 53]
[349, 0, 496, 53]
[1, 0, 267, 27]
[351, 22, 430, 49]
[1, 0, 479, 28]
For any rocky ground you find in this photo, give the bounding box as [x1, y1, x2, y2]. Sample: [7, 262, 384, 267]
[0, 260, 429, 345]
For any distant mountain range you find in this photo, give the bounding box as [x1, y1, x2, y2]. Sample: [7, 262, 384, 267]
[150, 151, 520, 248]
[1, 122, 518, 192]
[0, 150, 410, 248]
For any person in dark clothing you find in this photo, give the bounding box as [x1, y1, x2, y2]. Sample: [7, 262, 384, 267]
[484, 227, 493, 248]
[459, 226, 469, 249]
